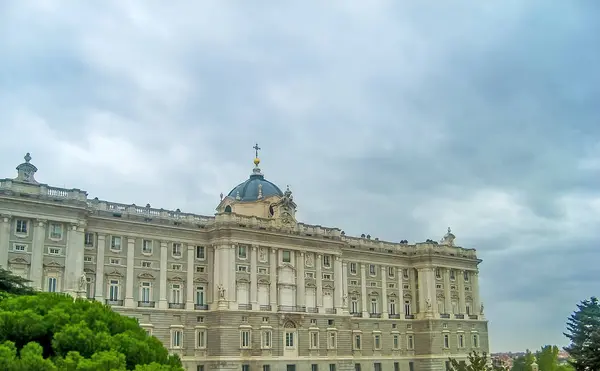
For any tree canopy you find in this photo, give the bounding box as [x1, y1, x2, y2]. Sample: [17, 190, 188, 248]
[448, 351, 505, 371]
[0, 292, 184, 370]
[0, 267, 34, 296]
[564, 297, 600, 371]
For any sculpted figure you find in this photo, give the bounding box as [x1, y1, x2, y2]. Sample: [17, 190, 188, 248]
[78, 272, 87, 291]
[217, 284, 226, 299]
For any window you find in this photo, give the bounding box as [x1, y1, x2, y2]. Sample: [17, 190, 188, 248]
[323, 273, 332, 280]
[196, 287, 205, 305]
[198, 366, 205, 371]
[464, 271, 470, 282]
[196, 329, 206, 348]
[172, 243, 182, 257]
[466, 303, 471, 315]
[14, 244, 26, 252]
[140, 282, 152, 302]
[403, 284, 410, 289]
[450, 270, 456, 280]
[404, 300, 411, 316]
[388, 266, 395, 277]
[472, 334, 479, 348]
[238, 245, 247, 259]
[327, 319, 334, 326]
[142, 240, 153, 253]
[282, 250, 291, 263]
[409, 362, 415, 371]
[240, 330, 251, 348]
[436, 268, 442, 279]
[142, 261, 152, 268]
[351, 299, 359, 313]
[111, 236, 121, 251]
[311, 365, 318, 371]
[47, 277, 57, 292]
[237, 265, 248, 272]
[261, 330, 272, 348]
[403, 269, 409, 279]
[369, 265, 376, 275]
[394, 363, 400, 371]
[49, 223, 63, 239]
[110, 258, 120, 265]
[349, 280, 358, 286]
[389, 300, 396, 315]
[310, 318, 317, 325]
[171, 330, 182, 348]
[407, 335, 414, 350]
[172, 264, 182, 271]
[353, 334, 362, 350]
[171, 284, 182, 304]
[443, 334, 450, 348]
[196, 246, 205, 259]
[458, 334, 465, 348]
[370, 298, 378, 314]
[262, 317, 269, 323]
[84, 256, 93, 262]
[109, 280, 119, 300]
[392, 334, 399, 349]
[323, 255, 331, 267]
[259, 267, 269, 274]
[350, 263, 357, 274]
[285, 332, 295, 348]
[329, 365, 336, 371]
[196, 266, 205, 273]
[86, 278, 93, 299]
[355, 364, 361, 371]
[374, 363, 382, 371]
[242, 365, 250, 371]
[49, 247, 60, 255]
[263, 366, 271, 371]
[15, 219, 28, 234]
[84, 232, 94, 246]
[310, 331, 319, 349]
[373, 334, 381, 350]
[328, 332, 337, 349]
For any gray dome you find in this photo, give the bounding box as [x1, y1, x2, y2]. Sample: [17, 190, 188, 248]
[227, 172, 283, 202]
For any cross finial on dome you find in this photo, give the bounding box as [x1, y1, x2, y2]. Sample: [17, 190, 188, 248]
[253, 143, 261, 166]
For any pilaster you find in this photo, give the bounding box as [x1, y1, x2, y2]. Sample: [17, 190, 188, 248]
[297, 251, 305, 308]
[158, 241, 168, 309]
[124, 237, 135, 307]
[381, 266, 388, 318]
[472, 271, 480, 316]
[250, 245, 258, 309]
[0, 215, 11, 269]
[228, 244, 236, 304]
[269, 248, 277, 311]
[458, 269, 466, 314]
[316, 254, 323, 310]
[409, 269, 417, 314]
[341, 261, 349, 313]
[65, 223, 85, 297]
[360, 264, 368, 317]
[444, 268, 452, 315]
[94, 234, 106, 301]
[30, 219, 46, 291]
[186, 245, 195, 310]
[397, 268, 404, 315]
[213, 245, 220, 305]
[334, 256, 343, 310]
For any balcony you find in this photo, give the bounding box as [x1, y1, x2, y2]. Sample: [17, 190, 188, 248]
[388, 314, 401, 319]
[306, 307, 318, 313]
[278, 305, 306, 312]
[238, 304, 252, 310]
[138, 301, 155, 308]
[469, 314, 478, 320]
[194, 304, 209, 310]
[325, 308, 337, 314]
[259, 305, 272, 311]
[369, 313, 382, 318]
[105, 299, 124, 306]
[351, 312, 362, 317]
[455, 314, 465, 319]
[405, 314, 415, 319]
[169, 303, 185, 309]
[440, 313, 451, 319]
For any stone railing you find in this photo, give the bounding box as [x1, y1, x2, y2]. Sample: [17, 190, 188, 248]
[0, 179, 88, 202]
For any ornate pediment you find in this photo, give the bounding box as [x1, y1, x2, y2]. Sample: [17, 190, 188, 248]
[403, 292, 412, 298]
[105, 270, 124, 278]
[323, 283, 334, 290]
[236, 278, 250, 284]
[169, 275, 184, 282]
[369, 291, 379, 297]
[305, 282, 316, 288]
[138, 272, 155, 280]
[278, 263, 296, 272]
[43, 260, 63, 268]
[349, 290, 360, 296]
[8, 257, 29, 265]
[388, 292, 397, 298]
[194, 277, 209, 283]
[83, 268, 95, 274]
[437, 292, 445, 299]
[258, 278, 270, 285]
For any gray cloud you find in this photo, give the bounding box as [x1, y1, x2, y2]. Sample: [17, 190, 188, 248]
[1, 0, 599, 352]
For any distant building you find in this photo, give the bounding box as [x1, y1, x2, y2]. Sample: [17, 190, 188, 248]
[0, 150, 489, 371]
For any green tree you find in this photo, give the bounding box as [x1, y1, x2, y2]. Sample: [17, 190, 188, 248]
[448, 351, 505, 371]
[511, 350, 535, 371]
[564, 297, 600, 371]
[0, 292, 184, 370]
[0, 267, 34, 296]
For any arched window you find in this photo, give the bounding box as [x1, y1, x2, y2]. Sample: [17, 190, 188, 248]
[224, 205, 232, 213]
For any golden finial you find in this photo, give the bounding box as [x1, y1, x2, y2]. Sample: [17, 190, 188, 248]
[253, 143, 261, 166]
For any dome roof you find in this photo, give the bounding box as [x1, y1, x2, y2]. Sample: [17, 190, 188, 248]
[227, 169, 283, 202]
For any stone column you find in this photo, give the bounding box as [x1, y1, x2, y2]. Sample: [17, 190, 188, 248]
[472, 271, 480, 316]
[124, 237, 135, 307]
[158, 241, 168, 309]
[213, 245, 220, 304]
[409, 269, 417, 314]
[444, 268, 452, 315]
[94, 234, 106, 302]
[316, 254, 323, 310]
[0, 216, 10, 269]
[381, 266, 388, 318]
[334, 256, 343, 311]
[297, 251, 305, 308]
[228, 245, 236, 303]
[250, 245, 258, 309]
[397, 268, 404, 315]
[186, 245, 195, 310]
[269, 248, 278, 311]
[458, 269, 466, 314]
[417, 268, 426, 314]
[342, 261, 349, 311]
[360, 263, 368, 317]
[30, 219, 46, 291]
[65, 223, 85, 297]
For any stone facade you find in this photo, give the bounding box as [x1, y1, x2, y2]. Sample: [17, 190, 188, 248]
[0, 153, 489, 371]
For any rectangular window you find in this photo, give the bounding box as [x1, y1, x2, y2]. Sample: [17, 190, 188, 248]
[109, 280, 119, 300]
[323, 255, 331, 267]
[355, 364, 361, 371]
[370, 299, 378, 314]
[329, 365, 336, 371]
[472, 334, 479, 348]
[369, 264, 376, 275]
[84, 232, 94, 246]
[394, 363, 400, 371]
[282, 250, 291, 263]
[171, 284, 182, 304]
[373, 334, 381, 350]
[263, 366, 270, 371]
[240, 330, 251, 348]
[172, 243, 182, 257]
[242, 366, 250, 371]
[196, 266, 205, 273]
[436, 268, 442, 279]
[141, 261, 152, 268]
[14, 244, 26, 252]
[198, 366, 205, 371]
[197, 329, 206, 348]
[140, 282, 151, 302]
[351, 299, 359, 314]
[392, 334, 399, 349]
[374, 363, 381, 371]
[458, 334, 465, 348]
[49, 247, 60, 255]
[407, 335, 414, 350]
[353, 334, 361, 350]
[323, 273, 332, 280]
[171, 264, 182, 271]
[259, 267, 269, 274]
[328, 332, 337, 349]
[110, 258, 120, 265]
[49, 223, 63, 239]
[142, 240, 153, 253]
[409, 362, 415, 371]
[196, 287, 205, 305]
[443, 334, 450, 348]
[47, 277, 57, 292]
[389, 300, 396, 315]
[310, 331, 319, 349]
[238, 245, 247, 259]
[111, 236, 121, 250]
[403, 269, 409, 279]
[237, 265, 249, 272]
[464, 271, 470, 282]
[262, 330, 272, 349]
[15, 219, 28, 234]
[312, 365, 319, 371]
[196, 246, 205, 259]
[450, 270, 456, 280]
[388, 266, 395, 277]
[171, 330, 182, 348]
[350, 262, 357, 274]
[285, 332, 295, 348]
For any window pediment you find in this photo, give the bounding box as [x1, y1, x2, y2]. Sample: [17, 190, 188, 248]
[169, 275, 184, 282]
[138, 272, 156, 279]
[105, 270, 124, 277]
[194, 277, 208, 283]
[9, 257, 29, 265]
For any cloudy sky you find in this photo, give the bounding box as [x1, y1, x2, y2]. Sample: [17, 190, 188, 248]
[1, 0, 599, 352]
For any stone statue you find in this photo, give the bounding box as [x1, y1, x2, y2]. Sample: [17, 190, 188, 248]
[78, 272, 87, 291]
[480, 302, 484, 315]
[425, 298, 432, 311]
[217, 284, 226, 300]
[305, 253, 314, 267]
[342, 294, 348, 307]
[259, 247, 267, 262]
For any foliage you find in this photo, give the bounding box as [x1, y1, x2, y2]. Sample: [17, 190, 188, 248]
[564, 297, 600, 371]
[512, 350, 536, 371]
[535, 345, 574, 371]
[0, 292, 184, 370]
[448, 351, 505, 371]
[0, 267, 34, 296]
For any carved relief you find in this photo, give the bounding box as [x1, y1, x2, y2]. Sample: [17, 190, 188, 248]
[305, 253, 314, 267]
[259, 247, 268, 262]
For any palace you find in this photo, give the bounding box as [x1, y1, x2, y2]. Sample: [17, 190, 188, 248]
[0, 150, 489, 371]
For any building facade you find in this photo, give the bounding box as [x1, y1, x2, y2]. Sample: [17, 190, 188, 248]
[0, 152, 489, 371]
